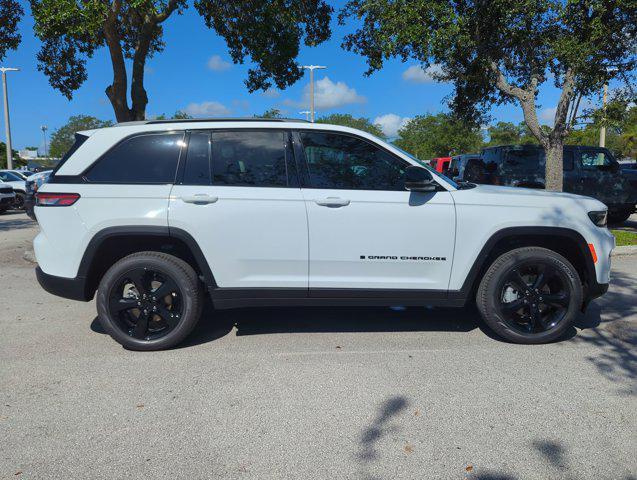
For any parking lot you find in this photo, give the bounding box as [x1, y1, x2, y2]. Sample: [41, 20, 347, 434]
[1, 211, 635, 479]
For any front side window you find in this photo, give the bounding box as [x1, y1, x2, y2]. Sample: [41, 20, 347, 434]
[211, 130, 288, 187]
[86, 133, 183, 183]
[299, 131, 407, 190]
[580, 150, 613, 170]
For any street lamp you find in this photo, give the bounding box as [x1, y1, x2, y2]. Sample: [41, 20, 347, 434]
[41, 125, 48, 158]
[1, 67, 19, 170]
[299, 110, 311, 121]
[301, 65, 326, 123]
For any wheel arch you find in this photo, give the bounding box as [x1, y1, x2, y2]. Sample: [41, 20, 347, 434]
[78, 226, 217, 300]
[455, 226, 596, 302]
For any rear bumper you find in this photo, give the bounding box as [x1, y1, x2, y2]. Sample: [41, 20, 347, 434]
[35, 267, 92, 301]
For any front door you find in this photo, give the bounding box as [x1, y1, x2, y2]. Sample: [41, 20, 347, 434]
[296, 130, 456, 292]
[169, 129, 308, 289]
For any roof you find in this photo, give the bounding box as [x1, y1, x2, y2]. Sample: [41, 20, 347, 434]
[116, 117, 309, 127]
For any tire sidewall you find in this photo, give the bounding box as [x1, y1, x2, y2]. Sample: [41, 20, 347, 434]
[96, 254, 201, 350]
[478, 248, 583, 344]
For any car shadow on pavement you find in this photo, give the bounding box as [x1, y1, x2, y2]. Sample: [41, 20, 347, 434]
[0, 215, 35, 231]
[226, 305, 481, 337]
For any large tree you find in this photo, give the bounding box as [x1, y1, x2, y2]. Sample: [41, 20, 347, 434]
[394, 113, 483, 159]
[341, 0, 637, 191]
[316, 113, 384, 137]
[31, 0, 332, 122]
[49, 115, 113, 158]
[0, 0, 23, 60]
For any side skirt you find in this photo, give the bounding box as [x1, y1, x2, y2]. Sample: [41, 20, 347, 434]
[209, 288, 467, 309]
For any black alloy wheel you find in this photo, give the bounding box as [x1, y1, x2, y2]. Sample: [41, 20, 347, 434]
[108, 267, 183, 341]
[497, 262, 571, 335]
[97, 252, 203, 350]
[476, 246, 583, 344]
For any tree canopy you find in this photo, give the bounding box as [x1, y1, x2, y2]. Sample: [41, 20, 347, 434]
[340, 0, 637, 190]
[30, 0, 332, 122]
[49, 115, 113, 158]
[316, 113, 384, 137]
[394, 113, 483, 159]
[0, 0, 22, 61]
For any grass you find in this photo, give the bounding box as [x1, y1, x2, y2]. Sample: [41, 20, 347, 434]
[612, 229, 637, 246]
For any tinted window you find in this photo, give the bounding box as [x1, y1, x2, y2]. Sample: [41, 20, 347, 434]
[86, 133, 182, 183]
[183, 132, 211, 185]
[211, 131, 288, 187]
[0, 171, 23, 182]
[502, 148, 544, 174]
[300, 131, 407, 190]
[580, 150, 613, 169]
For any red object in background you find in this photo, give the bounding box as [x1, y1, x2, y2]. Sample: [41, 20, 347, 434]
[430, 157, 452, 173]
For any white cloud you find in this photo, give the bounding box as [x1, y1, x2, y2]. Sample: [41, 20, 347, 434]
[184, 101, 231, 117]
[207, 55, 231, 72]
[262, 88, 281, 98]
[374, 113, 411, 137]
[539, 107, 557, 125]
[402, 64, 445, 84]
[285, 76, 366, 110]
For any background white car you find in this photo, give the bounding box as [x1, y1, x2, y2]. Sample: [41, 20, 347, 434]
[0, 180, 16, 214]
[0, 170, 27, 209]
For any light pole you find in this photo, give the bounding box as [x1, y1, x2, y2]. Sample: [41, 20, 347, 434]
[41, 125, 48, 157]
[301, 65, 326, 122]
[299, 110, 311, 121]
[1, 67, 19, 170]
[600, 67, 617, 148]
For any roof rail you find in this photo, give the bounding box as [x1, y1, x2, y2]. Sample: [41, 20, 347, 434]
[139, 117, 310, 125]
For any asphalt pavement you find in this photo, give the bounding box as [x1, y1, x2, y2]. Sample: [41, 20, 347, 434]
[1, 212, 635, 480]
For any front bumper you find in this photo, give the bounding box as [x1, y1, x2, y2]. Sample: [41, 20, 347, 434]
[36, 267, 93, 301]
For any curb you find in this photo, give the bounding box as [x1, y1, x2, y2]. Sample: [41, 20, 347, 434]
[23, 249, 37, 264]
[611, 245, 637, 257]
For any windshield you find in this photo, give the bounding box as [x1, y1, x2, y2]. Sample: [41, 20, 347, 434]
[0, 171, 24, 182]
[391, 145, 459, 188]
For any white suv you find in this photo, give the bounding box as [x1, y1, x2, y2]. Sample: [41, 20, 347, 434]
[34, 119, 615, 350]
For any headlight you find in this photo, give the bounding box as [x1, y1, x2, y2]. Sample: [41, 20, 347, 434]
[588, 210, 608, 227]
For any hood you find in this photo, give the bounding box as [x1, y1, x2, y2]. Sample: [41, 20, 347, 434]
[453, 183, 607, 212]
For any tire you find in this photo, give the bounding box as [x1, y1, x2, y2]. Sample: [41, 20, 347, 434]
[607, 210, 632, 226]
[96, 252, 203, 350]
[476, 247, 583, 344]
[13, 192, 25, 210]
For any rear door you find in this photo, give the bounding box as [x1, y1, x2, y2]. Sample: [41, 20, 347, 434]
[296, 130, 455, 292]
[168, 129, 308, 289]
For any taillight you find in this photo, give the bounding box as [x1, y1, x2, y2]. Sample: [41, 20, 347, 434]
[36, 192, 80, 207]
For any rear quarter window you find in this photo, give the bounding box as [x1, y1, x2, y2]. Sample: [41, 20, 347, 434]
[86, 133, 183, 184]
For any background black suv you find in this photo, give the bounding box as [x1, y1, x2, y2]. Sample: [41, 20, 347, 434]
[455, 145, 636, 224]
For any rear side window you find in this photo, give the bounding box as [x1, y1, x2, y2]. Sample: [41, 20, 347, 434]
[211, 130, 288, 187]
[86, 133, 183, 183]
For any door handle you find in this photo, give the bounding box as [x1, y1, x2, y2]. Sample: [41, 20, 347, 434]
[181, 194, 219, 204]
[315, 197, 350, 207]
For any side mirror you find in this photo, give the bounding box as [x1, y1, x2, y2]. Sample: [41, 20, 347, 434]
[404, 166, 437, 192]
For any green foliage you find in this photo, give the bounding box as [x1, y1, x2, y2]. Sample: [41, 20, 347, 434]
[49, 115, 113, 158]
[316, 114, 384, 137]
[30, 0, 333, 120]
[0, 142, 22, 169]
[0, 0, 23, 60]
[341, 0, 636, 126]
[255, 108, 283, 119]
[394, 113, 483, 159]
[486, 122, 542, 146]
[153, 111, 194, 120]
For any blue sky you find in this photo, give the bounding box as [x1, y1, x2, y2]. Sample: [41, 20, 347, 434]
[3, 1, 608, 150]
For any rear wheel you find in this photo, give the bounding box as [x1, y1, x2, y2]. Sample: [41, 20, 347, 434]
[476, 247, 583, 344]
[96, 252, 203, 350]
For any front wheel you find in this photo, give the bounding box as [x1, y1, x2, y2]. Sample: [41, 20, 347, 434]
[96, 252, 203, 350]
[13, 192, 25, 210]
[476, 247, 583, 344]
